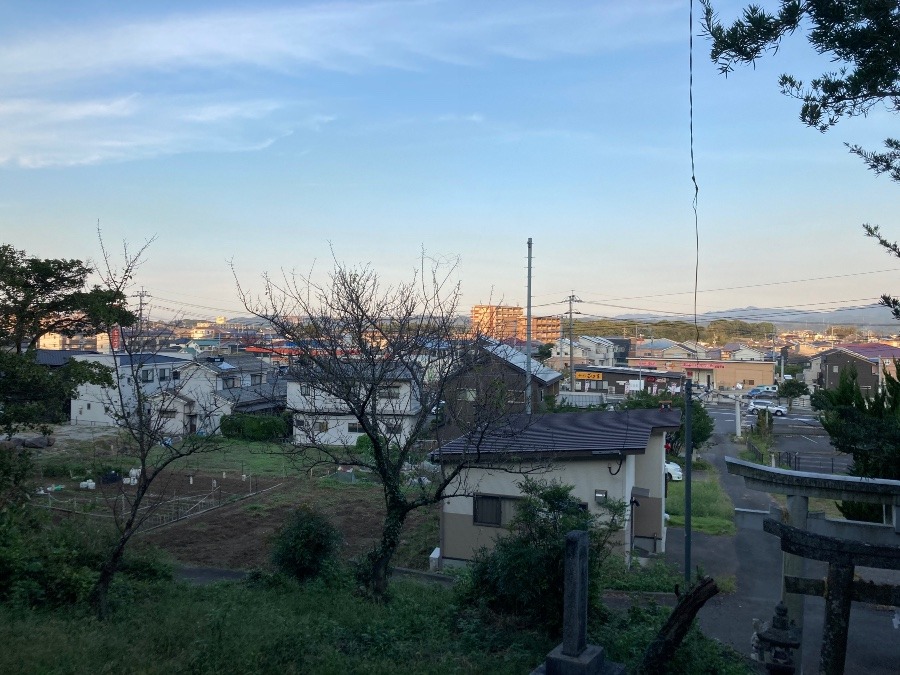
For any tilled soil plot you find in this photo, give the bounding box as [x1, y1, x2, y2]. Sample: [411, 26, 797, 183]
[141, 476, 437, 571]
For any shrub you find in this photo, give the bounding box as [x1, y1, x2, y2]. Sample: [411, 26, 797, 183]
[220, 413, 289, 441]
[271, 507, 342, 582]
[457, 478, 625, 634]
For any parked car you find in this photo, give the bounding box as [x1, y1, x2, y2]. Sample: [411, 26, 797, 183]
[747, 400, 787, 416]
[745, 385, 777, 398]
[665, 461, 683, 481]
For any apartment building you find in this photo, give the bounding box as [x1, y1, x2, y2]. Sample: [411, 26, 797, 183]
[470, 304, 560, 343]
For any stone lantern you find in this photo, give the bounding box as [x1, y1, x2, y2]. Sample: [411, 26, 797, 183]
[755, 601, 801, 674]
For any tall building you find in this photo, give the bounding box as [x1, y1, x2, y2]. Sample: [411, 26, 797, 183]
[470, 305, 561, 344]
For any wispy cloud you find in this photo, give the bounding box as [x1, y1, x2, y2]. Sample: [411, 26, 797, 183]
[0, 1, 681, 167]
[0, 95, 295, 168]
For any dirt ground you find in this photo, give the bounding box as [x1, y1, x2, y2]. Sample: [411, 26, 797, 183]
[140, 476, 438, 571]
[31, 424, 439, 572]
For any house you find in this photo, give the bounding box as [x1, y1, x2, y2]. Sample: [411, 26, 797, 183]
[287, 363, 424, 447]
[550, 336, 617, 370]
[807, 343, 900, 392]
[441, 340, 562, 433]
[433, 407, 682, 566]
[632, 339, 696, 360]
[720, 343, 767, 361]
[70, 352, 283, 435]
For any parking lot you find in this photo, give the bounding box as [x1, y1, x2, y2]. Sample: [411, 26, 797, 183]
[706, 404, 852, 474]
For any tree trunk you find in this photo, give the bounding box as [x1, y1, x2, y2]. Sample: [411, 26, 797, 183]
[89, 540, 127, 620]
[359, 503, 408, 600]
[637, 576, 719, 675]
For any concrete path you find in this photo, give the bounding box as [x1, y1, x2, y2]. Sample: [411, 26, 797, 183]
[665, 429, 899, 674]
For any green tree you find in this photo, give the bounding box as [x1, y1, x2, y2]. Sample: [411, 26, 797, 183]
[0, 244, 131, 438]
[701, 1, 900, 313]
[812, 367, 900, 520]
[459, 478, 625, 633]
[0, 351, 111, 439]
[535, 342, 554, 363]
[777, 378, 809, 411]
[0, 245, 135, 354]
[620, 390, 714, 454]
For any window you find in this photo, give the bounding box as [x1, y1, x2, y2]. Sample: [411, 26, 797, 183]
[348, 422, 364, 433]
[473, 495, 502, 526]
[872, 366, 878, 376]
[379, 386, 401, 400]
[161, 409, 177, 419]
[158, 368, 169, 382]
[141, 369, 154, 383]
[383, 421, 402, 434]
[295, 418, 307, 428]
[250, 373, 263, 386]
[172, 370, 180, 381]
[473, 494, 519, 527]
[315, 421, 328, 433]
[301, 385, 311, 396]
[86, 403, 91, 410]
[222, 377, 238, 389]
[832, 366, 839, 373]
[457, 388, 476, 402]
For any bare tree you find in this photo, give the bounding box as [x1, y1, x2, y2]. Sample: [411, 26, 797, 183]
[85, 237, 226, 618]
[237, 256, 540, 598]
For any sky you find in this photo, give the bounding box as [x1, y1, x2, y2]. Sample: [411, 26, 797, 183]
[1, 1, 898, 328]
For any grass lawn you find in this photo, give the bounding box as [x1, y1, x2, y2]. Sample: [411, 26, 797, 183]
[665, 468, 736, 536]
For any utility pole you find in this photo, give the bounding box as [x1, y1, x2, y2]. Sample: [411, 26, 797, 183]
[684, 379, 693, 585]
[525, 238, 533, 415]
[131, 287, 151, 349]
[565, 292, 582, 392]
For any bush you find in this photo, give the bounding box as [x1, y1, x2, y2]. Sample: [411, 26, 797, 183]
[220, 413, 289, 441]
[271, 507, 342, 582]
[457, 478, 625, 634]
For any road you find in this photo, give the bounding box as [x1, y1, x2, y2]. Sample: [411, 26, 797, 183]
[663, 406, 898, 674]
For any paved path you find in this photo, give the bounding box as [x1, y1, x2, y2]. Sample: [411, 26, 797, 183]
[665, 428, 899, 674]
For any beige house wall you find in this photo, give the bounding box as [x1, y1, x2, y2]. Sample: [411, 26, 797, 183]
[440, 431, 667, 562]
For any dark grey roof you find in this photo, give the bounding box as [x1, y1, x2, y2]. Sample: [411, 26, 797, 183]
[217, 380, 288, 411]
[34, 349, 98, 367]
[434, 408, 681, 460]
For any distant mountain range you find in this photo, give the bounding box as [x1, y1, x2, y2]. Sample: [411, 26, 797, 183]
[614, 304, 899, 330]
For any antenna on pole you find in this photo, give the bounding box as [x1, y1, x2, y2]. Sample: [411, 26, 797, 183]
[525, 238, 533, 415]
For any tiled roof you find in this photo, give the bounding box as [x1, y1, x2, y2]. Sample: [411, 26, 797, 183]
[839, 343, 900, 362]
[434, 408, 681, 458]
[484, 340, 562, 386]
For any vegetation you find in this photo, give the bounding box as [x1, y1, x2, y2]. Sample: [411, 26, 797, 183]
[575, 317, 775, 345]
[702, 1, 900, 317]
[665, 471, 735, 536]
[458, 478, 625, 634]
[220, 413, 291, 442]
[620, 390, 715, 454]
[777, 379, 809, 410]
[0, 244, 134, 438]
[271, 507, 343, 582]
[812, 367, 900, 521]
[0, 243, 135, 354]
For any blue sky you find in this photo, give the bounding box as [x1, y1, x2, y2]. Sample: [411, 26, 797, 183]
[1, 1, 898, 327]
